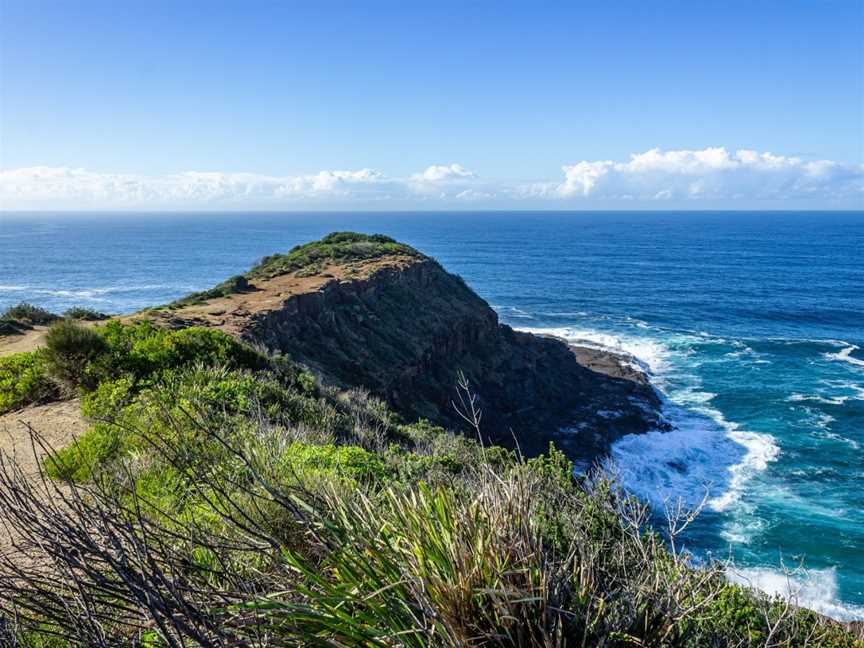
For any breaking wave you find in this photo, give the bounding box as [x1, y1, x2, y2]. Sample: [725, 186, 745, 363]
[519, 324, 779, 514]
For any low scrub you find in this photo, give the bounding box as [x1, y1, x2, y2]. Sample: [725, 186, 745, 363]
[42, 320, 110, 392]
[167, 274, 250, 308]
[3, 415, 859, 646]
[248, 232, 423, 280]
[0, 351, 55, 413]
[167, 232, 423, 307]
[0, 316, 859, 645]
[62, 306, 109, 321]
[0, 319, 275, 412]
[1, 303, 61, 327]
[0, 302, 61, 335]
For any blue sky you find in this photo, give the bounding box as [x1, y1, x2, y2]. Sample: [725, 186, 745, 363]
[1, 0, 862, 209]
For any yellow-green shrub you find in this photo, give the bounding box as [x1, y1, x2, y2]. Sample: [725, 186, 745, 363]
[0, 350, 55, 413]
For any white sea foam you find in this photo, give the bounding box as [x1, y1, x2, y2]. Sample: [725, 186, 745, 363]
[825, 345, 864, 368]
[0, 283, 173, 297]
[728, 566, 864, 622]
[506, 306, 535, 319]
[536, 310, 590, 318]
[823, 431, 860, 450]
[787, 393, 850, 405]
[607, 402, 779, 514]
[516, 326, 672, 375]
[0, 283, 180, 306]
[523, 325, 781, 515]
[813, 412, 835, 428]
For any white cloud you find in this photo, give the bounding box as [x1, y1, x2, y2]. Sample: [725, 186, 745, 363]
[0, 166, 393, 208]
[412, 163, 476, 183]
[1, 148, 861, 210]
[455, 189, 495, 201]
[543, 147, 863, 202]
[408, 163, 484, 198]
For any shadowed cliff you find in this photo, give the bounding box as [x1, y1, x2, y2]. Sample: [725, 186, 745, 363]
[145, 232, 664, 459]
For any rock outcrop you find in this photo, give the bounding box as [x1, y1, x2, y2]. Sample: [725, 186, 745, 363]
[146, 233, 665, 460]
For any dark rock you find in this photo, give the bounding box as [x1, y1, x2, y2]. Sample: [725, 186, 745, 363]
[239, 257, 664, 461]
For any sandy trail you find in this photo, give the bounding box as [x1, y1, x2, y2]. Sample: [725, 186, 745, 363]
[0, 399, 85, 478]
[0, 326, 49, 357]
[0, 400, 86, 562]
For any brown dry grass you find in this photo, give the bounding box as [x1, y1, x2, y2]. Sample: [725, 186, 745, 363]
[126, 255, 421, 337]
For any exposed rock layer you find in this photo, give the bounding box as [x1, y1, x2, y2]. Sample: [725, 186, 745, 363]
[220, 257, 666, 459]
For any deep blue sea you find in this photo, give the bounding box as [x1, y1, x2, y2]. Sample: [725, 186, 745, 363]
[2, 211, 863, 620]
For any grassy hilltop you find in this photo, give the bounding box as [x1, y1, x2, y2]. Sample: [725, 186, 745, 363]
[0, 234, 860, 647]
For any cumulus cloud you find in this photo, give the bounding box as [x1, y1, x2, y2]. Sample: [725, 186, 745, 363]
[412, 163, 476, 183]
[1, 148, 860, 209]
[408, 163, 487, 198]
[527, 147, 862, 202]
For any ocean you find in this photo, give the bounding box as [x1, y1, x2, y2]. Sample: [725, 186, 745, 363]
[2, 210, 863, 620]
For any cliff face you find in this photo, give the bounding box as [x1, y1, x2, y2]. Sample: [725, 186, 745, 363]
[243, 258, 662, 459]
[150, 235, 664, 460]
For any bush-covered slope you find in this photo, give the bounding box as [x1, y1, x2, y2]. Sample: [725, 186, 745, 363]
[0, 321, 858, 645]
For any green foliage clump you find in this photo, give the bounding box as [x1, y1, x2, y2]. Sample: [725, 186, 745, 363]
[48, 366, 286, 482]
[2, 302, 61, 327]
[43, 320, 110, 392]
[98, 320, 267, 381]
[249, 232, 423, 280]
[1, 317, 274, 421]
[0, 350, 55, 413]
[0, 302, 61, 335]
[45, 418, 126, 483]
[63, 306, 109, 321]
[277, 442, 389, 487]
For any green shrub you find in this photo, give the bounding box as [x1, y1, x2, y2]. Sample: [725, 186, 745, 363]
[98, 321, 266, 382]
[51, 364, 336, 484]
[63, 306, 109, 321]
[277, 442, 389, 486]
[248, 232, 422, 280]
[0, 350, 55, 413]
[44, 421, 126, 482]
[1, 302, 61, 327]
[42, 320, 110, 392]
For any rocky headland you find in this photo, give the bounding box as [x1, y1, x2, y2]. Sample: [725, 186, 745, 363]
[137, 232, 664, 460]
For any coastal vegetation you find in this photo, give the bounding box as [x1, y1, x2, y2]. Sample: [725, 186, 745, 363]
[168, 231, 423, 308]
[0, 303, 60, 336]
[0, 303, 108, 340]
[0, 234, 860, 646]
[62, 306, 110, 321]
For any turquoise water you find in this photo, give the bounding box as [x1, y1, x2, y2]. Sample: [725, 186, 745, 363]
[2, 211, 863, 619]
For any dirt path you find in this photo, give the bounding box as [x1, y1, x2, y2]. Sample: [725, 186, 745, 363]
[0, 399, 86, 478]
[0, 400, 85, 593]
[0, 326, 49, 357]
